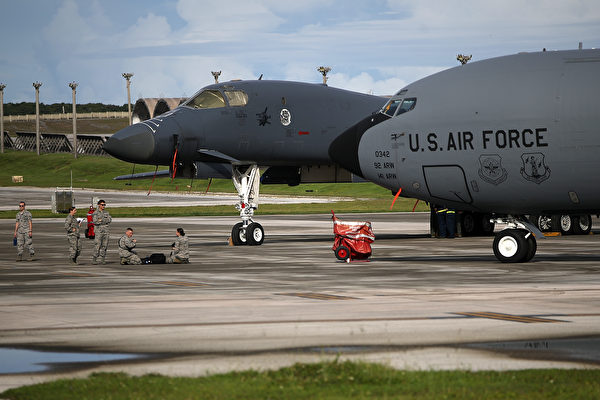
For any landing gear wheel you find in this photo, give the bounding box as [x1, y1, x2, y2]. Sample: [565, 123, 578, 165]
[247, 222, 264, 246]
[335, 246, 350, 261]
[558, 214, 573, 235]
[522, 232, 537, 263]
[572, 214, 592, 235]
[535, 215, 552, 232]
[480, 214, 495, 235]
[493, 228, 531, 263]
[461, 213, 476, 236]
[231, 222, 247, 246]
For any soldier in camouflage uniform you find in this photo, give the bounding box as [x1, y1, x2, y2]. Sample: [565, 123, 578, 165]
[14, 202, 35, 261]
[118, 228, 142, 265]
[64, 206, 82, 264]
[167, 227, 190, 264]
[92, 199, 112, 264]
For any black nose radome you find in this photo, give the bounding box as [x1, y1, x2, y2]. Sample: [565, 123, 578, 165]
[104, 124, 156, 164]
[329, 113, 389, 178]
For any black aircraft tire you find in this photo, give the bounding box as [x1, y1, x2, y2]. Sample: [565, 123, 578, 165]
[572, 215, 592, 235]
[231, 222, 247, 246]
[480, 214, 495, 236]
[461, 212, 476, 236]
[522, 231, 537, 263]
[535, 215, 553, 232]
[247, 222, 265, 246]
[335, 246, 350, 261]
[493, 229, 529, 263]
[558, 214, 574, 235]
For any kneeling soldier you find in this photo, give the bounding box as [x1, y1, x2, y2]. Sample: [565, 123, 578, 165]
[118, 228, 142, 265]
[167, 227, 190, 264]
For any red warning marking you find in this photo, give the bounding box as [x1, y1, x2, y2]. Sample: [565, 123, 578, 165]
[298, 131, 310, 135]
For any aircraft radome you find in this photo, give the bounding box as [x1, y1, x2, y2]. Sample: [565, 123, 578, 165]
[103, 79, 385, 245]
[329, 48, 600, 263]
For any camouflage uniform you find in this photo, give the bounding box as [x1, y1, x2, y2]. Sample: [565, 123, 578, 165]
[118, 234, 141, 265]
[15, 210, 34, 260]
[92, 208, 111, 264]
[167, 235, 190, 264]
[64, 214, 81, 263]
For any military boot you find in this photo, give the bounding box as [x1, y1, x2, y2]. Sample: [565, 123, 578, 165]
[16, 254, 22, 262]
[92, 257, 98, 265]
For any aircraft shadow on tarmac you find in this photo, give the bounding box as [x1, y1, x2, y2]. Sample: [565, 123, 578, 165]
[373, 253, 600, 263]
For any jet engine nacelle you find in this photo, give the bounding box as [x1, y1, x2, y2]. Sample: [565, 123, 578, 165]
[170, 162, 232, 179]
[261, 164, 355, 186]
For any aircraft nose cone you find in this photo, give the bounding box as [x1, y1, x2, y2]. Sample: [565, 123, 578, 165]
[104, 124, 156, 164]
[329, 113, 389, 178]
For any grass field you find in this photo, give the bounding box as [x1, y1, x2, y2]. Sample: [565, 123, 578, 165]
[2, 361, 599, 400]
[2, 117, 129, 135]
[0, 151, 430, 218]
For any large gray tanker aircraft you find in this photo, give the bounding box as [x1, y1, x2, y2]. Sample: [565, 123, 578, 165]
[104, 80, 385, 245]
[329, 48, 600, 263]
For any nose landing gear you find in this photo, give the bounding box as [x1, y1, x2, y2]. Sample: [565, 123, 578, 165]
[231, 164, 265, 246]
[491, 216, 543, 263]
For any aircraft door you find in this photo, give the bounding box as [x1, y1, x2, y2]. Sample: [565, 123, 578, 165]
[423, 165, 473, 204]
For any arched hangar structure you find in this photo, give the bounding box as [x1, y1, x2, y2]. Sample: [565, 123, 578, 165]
[132, 97, 186, 123]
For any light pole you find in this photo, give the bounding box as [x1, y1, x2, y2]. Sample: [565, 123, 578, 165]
[211, 71, 221, 84]
[69, 82, 78, 159]
[317, 66, 331, 85]
[33, 81, 42, 155]
[122, 73, 134, 125]
[0, 83, 5, 154]
[457, 54, 472, 65]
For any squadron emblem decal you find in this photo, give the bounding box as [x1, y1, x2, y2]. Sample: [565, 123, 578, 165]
[520, 152, 551, 184]
[478, 154, 507, 185]
[256, 107, 271, 126]
[280, 108, 291, 126]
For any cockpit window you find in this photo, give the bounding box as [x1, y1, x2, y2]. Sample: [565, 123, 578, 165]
[381, 97, 417, 117]
[382, 99, 402, 117]
[224, 90, 249, 107]
[185, 90, 226, 109]
[397, 98, 416, 115]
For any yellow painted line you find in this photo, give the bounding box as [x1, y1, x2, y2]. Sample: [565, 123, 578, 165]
[155, 281, 209, 287]
[278, 292, 359, 301]
[455, 311, 565, 323]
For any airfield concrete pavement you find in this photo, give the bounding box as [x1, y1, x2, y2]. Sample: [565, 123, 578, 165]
[1, 188, 599, 391]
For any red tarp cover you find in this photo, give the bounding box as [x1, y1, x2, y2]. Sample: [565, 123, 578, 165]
[332, 212, 375, 260]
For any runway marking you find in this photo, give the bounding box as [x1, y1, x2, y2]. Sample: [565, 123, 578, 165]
[154, 281, 210, 287]
[454, 311, 567, 323]
[278, 292, 359, 301]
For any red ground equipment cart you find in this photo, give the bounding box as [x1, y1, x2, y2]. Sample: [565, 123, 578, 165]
[331, 211, 375, 262]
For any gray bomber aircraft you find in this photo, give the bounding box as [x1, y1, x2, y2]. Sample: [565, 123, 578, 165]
[329, 48, 600, 263]
[103, 80, 385, 245]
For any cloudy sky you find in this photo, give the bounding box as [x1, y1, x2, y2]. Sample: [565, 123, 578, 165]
[1, 0, 598, 105]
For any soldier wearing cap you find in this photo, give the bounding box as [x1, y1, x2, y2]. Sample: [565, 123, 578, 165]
[92, 199, 111, 264]
[14, 201, 35, 261]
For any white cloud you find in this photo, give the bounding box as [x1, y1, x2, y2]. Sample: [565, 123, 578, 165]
[4, 0, 598, 104]
[175, 0, 285, 42]
[122, 13, 173, 48]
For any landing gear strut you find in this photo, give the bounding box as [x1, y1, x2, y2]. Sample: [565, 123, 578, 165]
[231, 164, 264, 246]
[491, 216, 543, 263]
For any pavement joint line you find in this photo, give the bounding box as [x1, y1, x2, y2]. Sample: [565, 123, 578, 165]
[154, 281, 211, 287]
[277, 292, 360, 300]
[454, 311, 568, 323]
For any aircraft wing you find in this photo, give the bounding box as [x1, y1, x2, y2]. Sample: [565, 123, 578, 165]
[113, 170, 170, 181]
[196, 149, 239, 164]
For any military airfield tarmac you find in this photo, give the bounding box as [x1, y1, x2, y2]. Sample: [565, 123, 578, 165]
[1, 188, 600, 391]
